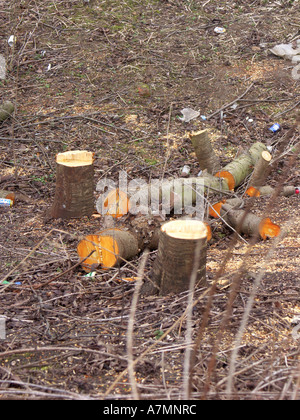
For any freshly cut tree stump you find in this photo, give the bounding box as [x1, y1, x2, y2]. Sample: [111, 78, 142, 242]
[189, 129, 221, 174]
[150, 219, 207, 296]
[50, 150, 95, 219]
[77, 229, 139, 272]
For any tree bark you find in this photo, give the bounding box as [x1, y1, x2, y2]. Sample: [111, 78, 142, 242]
[50, 150, 95, 219]
[220, 204, 280, 240]
[250, 150, 272, 187]
[189, 129, 221, 174]
[215, 141, 267, 190]
[148, 219, 207, 296]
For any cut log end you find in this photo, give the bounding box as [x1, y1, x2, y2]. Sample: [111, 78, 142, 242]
[261, 150, 272, 162]
[259, 218, 280, 240]
[214, 170, 235, 190]
[77, 234, 119, 271]
[161, 219, 208, 240]
[209, 200, 226, 218]
[245, 186, 261, 197]
[56, 150, 94, 167]
[77, 229, 139, 272]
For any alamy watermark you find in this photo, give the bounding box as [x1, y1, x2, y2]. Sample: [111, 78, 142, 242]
[0, 54, 6, 80]
[96, 171, 205, 219]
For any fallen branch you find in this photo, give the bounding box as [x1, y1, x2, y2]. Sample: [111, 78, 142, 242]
[220, 203, 280, 240]
[245, 185, 298, 197]
[209, 198, 280, 240]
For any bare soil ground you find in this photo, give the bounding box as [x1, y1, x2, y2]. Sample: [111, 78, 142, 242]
[0, 0, 299, 400]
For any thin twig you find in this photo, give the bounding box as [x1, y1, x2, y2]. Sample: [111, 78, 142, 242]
[126, 250, 149, 400]
[225, 221, 293, 396]
[206, 83, 255, 120]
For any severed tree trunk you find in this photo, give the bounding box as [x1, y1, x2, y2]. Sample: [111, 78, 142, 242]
[249, 150, 272, 188]
[97, 174, 230, 219]
[77, 228, 139, 272]
[220, 204, 280, 240]
[215, 142, 267, 190]
[189, 129, 221, 174]
[148, 219, 207, 296]
[50, 150, 95, 219]
[97, 141, 270, 220]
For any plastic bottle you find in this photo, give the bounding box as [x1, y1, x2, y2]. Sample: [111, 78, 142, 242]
[0, 198, 13, 207]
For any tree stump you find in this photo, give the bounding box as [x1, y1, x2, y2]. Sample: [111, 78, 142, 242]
[189, 129, 221, 174]
[250, 150, 272, 188]
[50, 150, 95, 219]
[150, 219, 207, 295]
